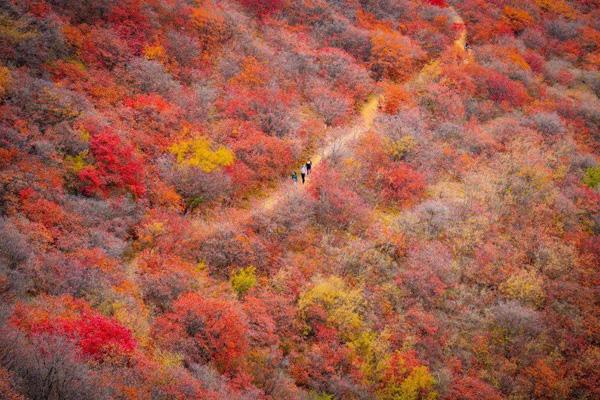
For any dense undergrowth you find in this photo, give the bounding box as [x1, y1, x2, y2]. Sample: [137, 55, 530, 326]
[0, 0, 599, 399]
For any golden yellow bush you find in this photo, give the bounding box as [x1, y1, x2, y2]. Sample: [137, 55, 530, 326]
[298, 276, 364, 340]
[169, 138, 234, 172]
[385, 136, 416, 161]
[65, 150, 89, 173]
[230, 265, 257, 298]
[503, 6, 534, 33]
[143, 43, 166, 62]
[377, 352, 438, 400]
[500, 269, 545, 307]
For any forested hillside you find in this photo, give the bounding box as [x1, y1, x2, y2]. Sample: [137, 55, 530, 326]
[0, 0, 599, 399]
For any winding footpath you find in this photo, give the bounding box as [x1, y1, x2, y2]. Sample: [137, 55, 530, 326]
[195, 6, 468, 235]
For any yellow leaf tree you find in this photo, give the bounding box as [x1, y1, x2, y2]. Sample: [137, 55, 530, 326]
[500, 269, 545, 308]
[169, 138, 234, 172]
[377, 351, 438, 400]
[298, 276, 365, 341]
[230, 265, 257, 298]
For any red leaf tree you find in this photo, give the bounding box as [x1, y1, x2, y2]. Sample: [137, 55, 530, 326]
[78, 129, 145, 198]
[10, 296, 136, 361]
[377, 163, 426, 206]
[36, 315, 136, 360]
[153, 293, 248, 372]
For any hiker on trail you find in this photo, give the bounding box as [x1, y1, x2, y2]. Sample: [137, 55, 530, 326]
[300, 165, 307, 184]
[291, 171, 298, 183]
[306, 160, 312, 175]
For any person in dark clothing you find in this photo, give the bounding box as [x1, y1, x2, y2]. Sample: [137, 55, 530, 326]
[306, 160, 312, 175]
[291, 171, 298, 183]
[300, 165, 307, 184]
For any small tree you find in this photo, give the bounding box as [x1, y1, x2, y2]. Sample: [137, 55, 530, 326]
[298, 276, 364, 341]
[377, 350, 438, 400]
[370, 30, 426, 81]
[377, 163, 426, 207]
[153, 293, 247, 372]
[532, 112, 565, 136]
[500, 270, 545, 308]
[382, 83, 411, 114]
[78, 129, 145, 198]
[583, 166, 600, 189]
[10, 297, 136, 362]
[169, 138, 234, 173]
[230, 266, 257, 298]
[309, 164, 368, 230]
[503, 6, 534, 33]
[0, 218, 30, 270]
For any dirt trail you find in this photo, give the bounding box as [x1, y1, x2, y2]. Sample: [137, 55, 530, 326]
[195, 6, 468, 232]
[259, 94, 379, 212]
[450, 7, 467, 51]
[259, 6, 467, 213]
[411, 6, 467, 87]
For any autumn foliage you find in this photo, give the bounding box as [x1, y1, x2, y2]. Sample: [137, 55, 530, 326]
[78, 129, 145, 198]
[10, 296, 136, 361]
[153, 293, 248, 372]
[378, 163, 426, 206]
[238, 0, 284, 16]
[1, 0, 600, 398]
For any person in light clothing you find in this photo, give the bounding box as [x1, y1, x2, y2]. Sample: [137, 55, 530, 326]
[300, 165, 307, 184]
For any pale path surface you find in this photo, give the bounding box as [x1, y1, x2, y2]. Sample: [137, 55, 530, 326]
[194, 6, 468, 235]
[259, 94, 380, 213]
[450, 7, 467, 51]
[411, 6, 468, 88]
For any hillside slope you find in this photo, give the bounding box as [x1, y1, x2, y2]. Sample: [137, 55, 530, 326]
[1, 0, 600, 399]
